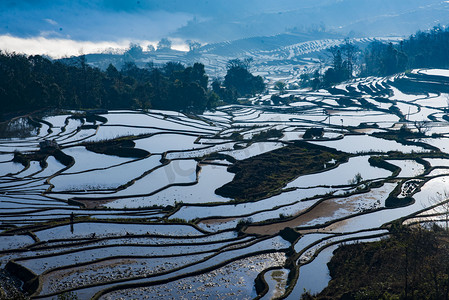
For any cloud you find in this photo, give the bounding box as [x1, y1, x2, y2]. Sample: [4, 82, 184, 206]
[0, 34, 188, 58]
[0, 0, 194, 58]
[0, 0, 326, 45]
[0, 35, 128, 58]
[44, 18, 58, 26]
[0, 1, 194, 42]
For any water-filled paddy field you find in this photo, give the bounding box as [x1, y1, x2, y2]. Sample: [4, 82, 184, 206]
[2, 69, 449, 299]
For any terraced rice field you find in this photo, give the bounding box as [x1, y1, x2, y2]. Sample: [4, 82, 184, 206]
[2, 69, 449, 299]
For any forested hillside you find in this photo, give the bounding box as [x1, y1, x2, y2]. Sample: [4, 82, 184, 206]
[363, 26, 449, 76]
[0, 53, 265, 116]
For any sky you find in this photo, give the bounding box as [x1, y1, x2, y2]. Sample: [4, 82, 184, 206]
[0, 0, 197, 57]
[0, 0, 284, 57]
[0, 0, 334, 57]
[0, 0, 448, 58]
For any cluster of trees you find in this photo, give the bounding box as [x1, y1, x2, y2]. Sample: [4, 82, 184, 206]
[299, 40, 360, 89]
[212, 58, 265, 102]
[302, 26, 449, 89]
[116, 61, 218, 112]
[0, 52, 265, 115]
[122, 39, 173, 61]
[315, 225, 449, 299]
[361, 41, 408, 76]
[123, 39, 203, 61]
[323, 41, 359, 86]
[363, 26, 449, 76]
[125, 38, 172, 56]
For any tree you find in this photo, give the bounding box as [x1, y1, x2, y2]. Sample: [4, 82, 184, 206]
[341, 39, 359, 77]
[311, 70, 321, 90]
[147, 44, 155, 52]
[324, 48, 344, 86]
[224, 58, 265, 99]
[187, 40, 201, 53]
[184, 63, 208, 90]
[383, 43, 407, 75]
[323, 41, 359, 86]
[349, 172, 363, 185]
[414, 121, 430, 137]
[206, 91, 221, 110]
[162, 62, 185, 78]
[226, 58, 253, 70]
[184, 82, 208, 111]
[212, 79, 222, 94]
[157, 38, 172, 51]
[274, 81, 287, 94]
[125, 43, 143, 58]
[146, 61, 155, 70]
[429, 190, 449, 231]
[106, 64, 119, 79]
[328, 46, 343, 71]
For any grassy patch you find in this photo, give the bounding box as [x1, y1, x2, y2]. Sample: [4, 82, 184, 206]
[215, 141, 349, 202]
[13, 148, 73, 167]
[372, 129, 440, 152]
[368, 156, 401, 176]
[85, 139, 149, 158]
[316, 226, 449, 300]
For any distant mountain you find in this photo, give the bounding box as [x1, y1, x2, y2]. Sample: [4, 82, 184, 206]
[65, 32, 342, 71]
[173, 0, 449, 42]
[199, 32, 342, 57]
